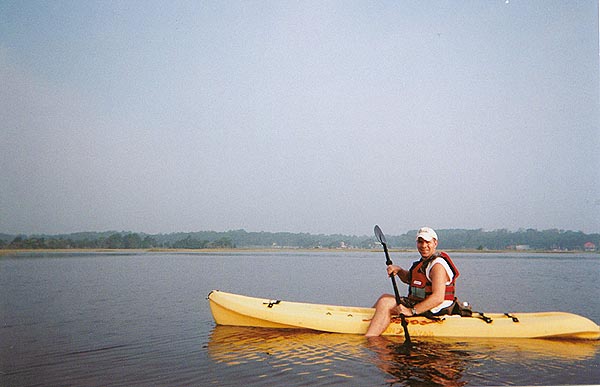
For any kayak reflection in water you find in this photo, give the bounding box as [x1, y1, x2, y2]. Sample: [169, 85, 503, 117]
[366, 227, 461, 337]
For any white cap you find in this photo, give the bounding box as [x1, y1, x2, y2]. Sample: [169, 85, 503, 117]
[416, 227, 438, 241]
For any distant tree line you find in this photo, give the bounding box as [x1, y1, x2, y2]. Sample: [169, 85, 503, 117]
[0, 228, 598, 251]
[0, 233, 235, 250]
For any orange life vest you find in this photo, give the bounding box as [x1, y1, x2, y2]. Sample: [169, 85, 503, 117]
[407, 252, 459, 303]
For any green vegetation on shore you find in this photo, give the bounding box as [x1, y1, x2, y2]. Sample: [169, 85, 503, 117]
[1, 228, 598, 252]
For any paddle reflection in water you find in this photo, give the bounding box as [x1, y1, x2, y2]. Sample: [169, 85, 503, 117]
[208, 326, 599, 386]
[365, 336, 599, 386]
[366, 336, 469, 386]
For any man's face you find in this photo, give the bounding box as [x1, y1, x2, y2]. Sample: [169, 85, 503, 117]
[417, 237, 438, 258]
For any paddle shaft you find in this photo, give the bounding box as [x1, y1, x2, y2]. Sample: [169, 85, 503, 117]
[381, 241, 402, 305]
[374, 225, 411, 344]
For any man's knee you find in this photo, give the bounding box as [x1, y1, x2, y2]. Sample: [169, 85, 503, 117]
[375, 294, 397, 310]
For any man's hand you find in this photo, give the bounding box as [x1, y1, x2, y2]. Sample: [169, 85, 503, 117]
[386, 264, 401, 276]
[395, 304, 415, 316]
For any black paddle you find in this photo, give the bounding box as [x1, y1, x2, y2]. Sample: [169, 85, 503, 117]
[374, 225, 411, 344]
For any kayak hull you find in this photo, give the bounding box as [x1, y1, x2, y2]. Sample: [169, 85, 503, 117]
[208, 290, 600, 340]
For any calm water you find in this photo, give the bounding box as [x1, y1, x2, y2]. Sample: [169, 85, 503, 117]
[1, 251, 599, 386]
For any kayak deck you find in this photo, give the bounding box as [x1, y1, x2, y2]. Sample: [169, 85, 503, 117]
[208, 290, 600, 340]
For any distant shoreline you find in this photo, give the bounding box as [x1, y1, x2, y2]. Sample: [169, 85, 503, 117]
[1, 247, 595, 257]
[3, 229, 597, 252]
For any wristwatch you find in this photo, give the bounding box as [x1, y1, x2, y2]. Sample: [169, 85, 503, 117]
[411, 307, 418, 316]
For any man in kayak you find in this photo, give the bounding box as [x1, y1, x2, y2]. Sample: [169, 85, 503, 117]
[365, 227, 460, 337]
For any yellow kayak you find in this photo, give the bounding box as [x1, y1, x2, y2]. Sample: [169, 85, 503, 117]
[208, 290, 600, 340]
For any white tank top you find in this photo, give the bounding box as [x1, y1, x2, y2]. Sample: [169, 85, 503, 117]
[424, 257, 455, 314]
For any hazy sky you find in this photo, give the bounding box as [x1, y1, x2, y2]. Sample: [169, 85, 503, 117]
[1, 1, 598, 236]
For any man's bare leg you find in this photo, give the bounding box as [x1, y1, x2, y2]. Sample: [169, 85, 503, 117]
[365, 294, 397, 337]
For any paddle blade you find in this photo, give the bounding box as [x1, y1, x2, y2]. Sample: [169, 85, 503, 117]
[374, 225, 387, 244]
